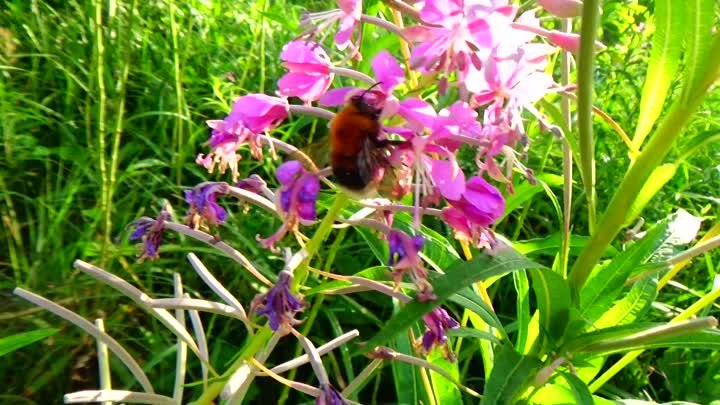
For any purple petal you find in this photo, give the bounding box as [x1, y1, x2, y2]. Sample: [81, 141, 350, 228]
[276, 160, 304, 185]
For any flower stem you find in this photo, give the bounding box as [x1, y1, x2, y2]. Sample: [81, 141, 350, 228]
[576, 0, 600, 236]
[292, 193, 350, 291]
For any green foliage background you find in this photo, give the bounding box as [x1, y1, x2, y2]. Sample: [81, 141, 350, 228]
[1, 0, 718, 403]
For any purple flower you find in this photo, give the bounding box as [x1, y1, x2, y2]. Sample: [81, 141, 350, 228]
[277, 40, 334, 104]
[184, 182, 230, 230]
[442, 176, 504, 248]
[259, 161, 321, 250]
[231, 94, 289, 134]
[252, 271, 304, 332]
[388, 230, 435, 302]
[422, 307, 460, 359]
[129, 208, 171, 262]
[316, 384, 348, 405]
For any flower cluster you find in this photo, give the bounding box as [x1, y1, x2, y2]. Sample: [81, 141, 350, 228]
[126, 0, 593, 394]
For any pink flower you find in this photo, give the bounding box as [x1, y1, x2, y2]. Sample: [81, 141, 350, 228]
[196, 124, 255, 183]
[537, 0, 583, 18]
[301, 0, 362, 53]
[404, 0, 517, 82]
[335, 0, 362, 50]
[231, 94, 289, 134]
[277, 40, 334, 104]
[442, 176, 504, 247]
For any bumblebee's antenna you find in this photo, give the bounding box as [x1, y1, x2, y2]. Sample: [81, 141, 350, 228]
[360, 82, 383, 97]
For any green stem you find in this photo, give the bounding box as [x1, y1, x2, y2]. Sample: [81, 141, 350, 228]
[168, 0, 185, 184]
[576, 0, 600, 236]
[189, 327, 274, 405]
[94, 0, 110, 265]
[292, 193, 350, 290]
[570, 36, 720, 292]
[560, 18, 573, 279]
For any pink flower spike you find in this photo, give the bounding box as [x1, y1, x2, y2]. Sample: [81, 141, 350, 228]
[548, 31, 606, 53]
[232, 94, 289, 134]
[537, 0, 583, 18]
[371, 51, 405, 93]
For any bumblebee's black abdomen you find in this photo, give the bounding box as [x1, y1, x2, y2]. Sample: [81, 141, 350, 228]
[333, 167, 368, 190]
[332, 154, 371, 190]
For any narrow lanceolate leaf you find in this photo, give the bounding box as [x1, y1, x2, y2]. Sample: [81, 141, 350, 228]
[624, 163, 677, 227]
[358, 248, 541, 354]
[428, 350, 463, 405]
[632, 0, 685, 149]
[560, 372, 594, 405]
[529, 268, 571, 347]
[483, 345, 542, 405]
[681, 0, 716, 101]
[568, 317, 719, 356]
[580, 209, 701, 325]
[0, 328, 58, 357]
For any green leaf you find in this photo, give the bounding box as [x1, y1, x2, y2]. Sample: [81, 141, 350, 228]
[513, 270, 531, 352]
[579, 209, 701, 325]
[624, 163, 677, 227]
[680, 0, 716, 101]
[632, 0, 685, 148]
[428, 349, 463, 405]
[358, 248, 541, 354]
[566, 318, 720, 356]
[391, 306, 418, 405]
[560, 372, 594, 405]
[483, 345, 542, 405]
[529, 268, 571, 347]
[0, 329, 59, 357]
[594, 277, 657, 329]
[513, 233, 619, 257]
[501, 173, 563, 221]
[447, 327, 499, 344]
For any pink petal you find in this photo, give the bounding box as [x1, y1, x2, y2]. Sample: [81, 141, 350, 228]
[397, 98, 437, 131]
[537, 0, 583, 18]
[280, 40, 331, 66]
[419, 0, 462, 25]
[277, 72, 332, 103]
[334, 15, 357, 50]
[371, 51, 405, 93]
[429, 158, 466, 200]
[318, 87, 355, 107]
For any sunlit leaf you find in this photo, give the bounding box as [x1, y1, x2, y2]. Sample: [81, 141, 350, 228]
[483, 345, 541, 405]
[358, 248, 541, 354]
[632, 0, 685, 148]
[529, 268, 571, 347]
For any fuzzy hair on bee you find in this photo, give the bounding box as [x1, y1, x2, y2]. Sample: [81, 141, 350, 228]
[329, 84, 394, 194]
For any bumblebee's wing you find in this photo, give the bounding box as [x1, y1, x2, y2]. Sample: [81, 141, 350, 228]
[357, 135, 387, 187]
